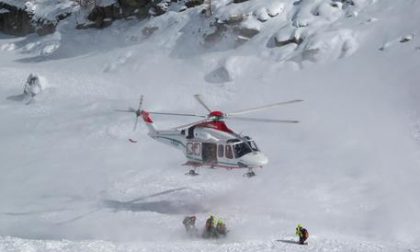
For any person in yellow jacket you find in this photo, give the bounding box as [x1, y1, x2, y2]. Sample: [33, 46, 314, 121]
[295, 224, 309, 245]
[202, 216, 228, 238]
[215, 219, 227, 236]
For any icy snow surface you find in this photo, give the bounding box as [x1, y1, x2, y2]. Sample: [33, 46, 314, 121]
[1, 0, 420, 251]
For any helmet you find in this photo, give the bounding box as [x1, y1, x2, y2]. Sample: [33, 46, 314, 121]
[297, 224, 303, 229]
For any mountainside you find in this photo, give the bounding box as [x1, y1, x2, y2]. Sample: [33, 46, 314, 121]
[1, 0, 420, 251]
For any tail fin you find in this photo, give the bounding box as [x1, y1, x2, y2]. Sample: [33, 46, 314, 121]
[140, 110, 157, 136]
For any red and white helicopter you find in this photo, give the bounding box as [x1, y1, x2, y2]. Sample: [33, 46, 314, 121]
[119, 95, 302, 177]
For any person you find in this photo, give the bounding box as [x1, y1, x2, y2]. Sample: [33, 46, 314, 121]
[202, 215, 217, 238]
[23, 73, 42, 98]
[295, 224, 309, 245]
[215, 218, 227, 237]
[182, 216, 197, 235]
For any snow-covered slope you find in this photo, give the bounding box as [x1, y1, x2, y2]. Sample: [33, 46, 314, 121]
[1, 0, 420, 251]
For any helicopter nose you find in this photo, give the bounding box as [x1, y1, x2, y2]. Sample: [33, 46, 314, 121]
[238, 152, 268, 168]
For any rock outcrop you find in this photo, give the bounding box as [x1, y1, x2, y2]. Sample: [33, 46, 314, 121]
[0, 2, 71, 36]
[0, 3, 34, 36]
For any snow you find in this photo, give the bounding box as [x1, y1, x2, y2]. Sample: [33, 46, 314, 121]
[0, 8, 10, 14]
[1, 0, 420, 251]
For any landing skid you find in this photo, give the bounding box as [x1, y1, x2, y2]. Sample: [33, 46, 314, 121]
[185, 169, 199, 176]
[183, 161, 201, 176]
[243, 169, 256, 178]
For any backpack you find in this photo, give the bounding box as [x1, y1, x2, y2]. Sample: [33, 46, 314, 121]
[301, 228, 309, 239]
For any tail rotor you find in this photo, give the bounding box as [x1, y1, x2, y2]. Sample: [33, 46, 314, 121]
[133, 95, 144, 131]
[116, 95, 144, 132]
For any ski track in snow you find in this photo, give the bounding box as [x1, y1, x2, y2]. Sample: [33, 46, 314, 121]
[1, 0, 420, 251]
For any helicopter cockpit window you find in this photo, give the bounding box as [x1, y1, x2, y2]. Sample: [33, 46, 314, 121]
[233, 142, 253, 158]
[248, 141, 259, 151]
[225, 145, 233, 159]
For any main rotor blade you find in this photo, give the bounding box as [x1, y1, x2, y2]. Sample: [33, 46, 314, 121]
[227, 116, 299, 124]
[137, 95, 144, 111]
[115, 108, 136, 113]
[149, 112, 206, 118]
[227, 99, 303, 116]
[174, 118, 210, 130]
[194, 94, 212, 113]
[133, 115, 140, 131]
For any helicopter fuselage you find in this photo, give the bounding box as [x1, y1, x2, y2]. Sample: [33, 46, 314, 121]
[142, 112, 268, 170]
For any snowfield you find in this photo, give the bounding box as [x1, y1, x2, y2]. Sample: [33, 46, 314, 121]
[1, 0, 420, 251]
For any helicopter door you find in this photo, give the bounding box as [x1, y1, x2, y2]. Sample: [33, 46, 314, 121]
[202, 143, 217, 164]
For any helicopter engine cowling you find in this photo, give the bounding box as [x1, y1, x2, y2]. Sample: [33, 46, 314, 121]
[194, 128, 218, 141]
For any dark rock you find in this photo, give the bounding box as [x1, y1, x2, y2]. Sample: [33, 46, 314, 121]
[332, 0, 354, 7]
[33, 12, 71, 35]
[87, 4, 122, 28]
[233, 0, 249, 3]
[151, 2, 169, 16]
[400, 35, 413, 43]
[185, 0, 204, 8]
[236, 26, 259, 38]
[35, 22, 56, 36]
[119, 0, 150, 8]
[330, 2, 342, 8]
[220, 14, 244, 25]
[274, 36, 303, 47]
[0, 3, 72, 36]
[142, 26, 158, 37]
[0, 4, 34, 36]
[118, 0, 152, 18]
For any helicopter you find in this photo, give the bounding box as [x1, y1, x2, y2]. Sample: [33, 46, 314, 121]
[119, 94, 302, 177]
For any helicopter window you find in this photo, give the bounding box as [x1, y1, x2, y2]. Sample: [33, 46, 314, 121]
[248, 141, 259, 151]
[233, 142, 253, 158]
[227, 139, 241, 144]
[218, 144, 224, 158]
[193, 142, 201, 156]
[187, 127, 195, 139]
[186, 143, 193, 155]
[225, 145, 233, 159]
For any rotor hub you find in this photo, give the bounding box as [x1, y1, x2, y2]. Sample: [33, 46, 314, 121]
[208, 111, 224, 119]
